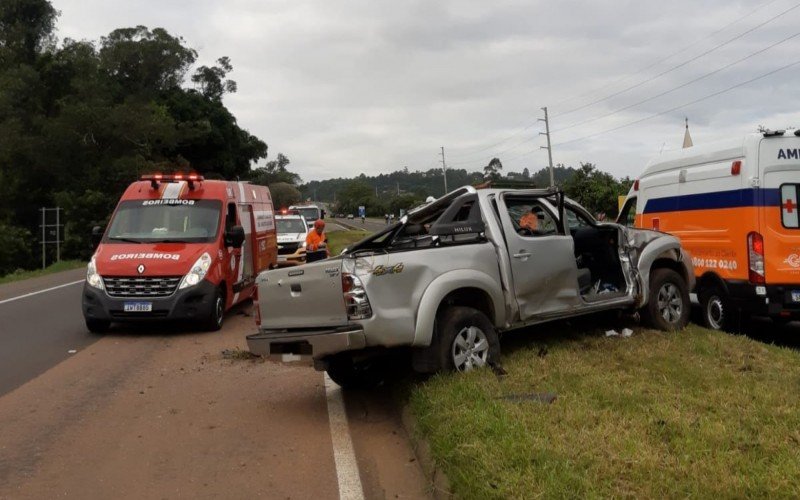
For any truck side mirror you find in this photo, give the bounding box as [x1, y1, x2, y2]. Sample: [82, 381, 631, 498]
[225, 225, 246, 247]
[91, 226, 103, 248]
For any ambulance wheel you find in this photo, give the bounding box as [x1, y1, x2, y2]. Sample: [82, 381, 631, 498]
[85, 319, 110, 334]
[202, 288, 225, 332]
[699, 285, 735, 332]
[642, 268, 690, 331]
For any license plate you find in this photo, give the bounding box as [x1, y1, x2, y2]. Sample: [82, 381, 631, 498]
[123, 301, 152, 312]
[791, 291, 800, 303]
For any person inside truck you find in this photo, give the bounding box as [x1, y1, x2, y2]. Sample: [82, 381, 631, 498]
[306, 219, 329, 262]
[518, 207, 539, 233]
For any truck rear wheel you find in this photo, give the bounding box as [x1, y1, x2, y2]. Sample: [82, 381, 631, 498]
[642, 268, 690, 331]
[699, 285, 736, 332]
[437, 306, 500, 372]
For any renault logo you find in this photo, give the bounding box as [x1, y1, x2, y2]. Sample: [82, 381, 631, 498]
[137, 264, 145, 274]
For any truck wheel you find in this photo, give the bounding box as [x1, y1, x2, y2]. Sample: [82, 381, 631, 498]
[202, 288, 225, 332]
[699, 285, 736, 332]
[642, 268, 690, 331]
[85, 319, 110, 334]
[325, 354, 385, 390]
[437, 306, 500, 372]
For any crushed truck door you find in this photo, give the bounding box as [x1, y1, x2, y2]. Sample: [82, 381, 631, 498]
[497, 192, 581, 321]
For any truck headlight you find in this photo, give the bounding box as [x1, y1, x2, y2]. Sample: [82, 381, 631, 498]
[86, 255, 104, 290]
[179, 252, 212, 289]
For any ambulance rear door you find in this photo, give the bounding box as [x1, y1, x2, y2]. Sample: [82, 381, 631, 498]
[758, 134, 800, 284]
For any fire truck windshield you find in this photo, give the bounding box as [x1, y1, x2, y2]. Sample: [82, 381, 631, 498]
[105, 200, 222, 243]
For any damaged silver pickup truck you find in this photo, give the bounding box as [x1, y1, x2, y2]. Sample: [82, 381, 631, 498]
[247, 186, 694, 387]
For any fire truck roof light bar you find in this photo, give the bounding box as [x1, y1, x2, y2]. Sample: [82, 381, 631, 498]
[141, 174, 204, 190]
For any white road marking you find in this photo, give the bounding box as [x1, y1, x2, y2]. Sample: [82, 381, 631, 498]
[324, 373, 365, 500]
[0, 280, 85, 306]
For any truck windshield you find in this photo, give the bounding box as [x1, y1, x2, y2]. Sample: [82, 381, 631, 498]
[105, 200, 222, 243]
[277, 219, 307, 234]
[293, 207, 320, 222]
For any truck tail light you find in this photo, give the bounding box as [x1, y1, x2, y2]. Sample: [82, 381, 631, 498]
[342, 273, 372, 320]
[748, 231, 765, 284]
[731, 160, 742, 175]
[633, 179, 639, 191]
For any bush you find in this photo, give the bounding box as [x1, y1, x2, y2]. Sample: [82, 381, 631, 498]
[0, 223, 34, 276]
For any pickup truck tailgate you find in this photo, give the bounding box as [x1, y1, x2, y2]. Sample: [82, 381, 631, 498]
[256, 259, 348, 329]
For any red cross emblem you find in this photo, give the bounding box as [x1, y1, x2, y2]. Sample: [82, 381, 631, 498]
[784, 199, 796, 213]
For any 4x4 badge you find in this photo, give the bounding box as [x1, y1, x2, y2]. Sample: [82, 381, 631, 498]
[137, 264, 145, 274]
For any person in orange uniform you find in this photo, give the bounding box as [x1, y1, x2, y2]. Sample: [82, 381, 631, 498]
[306, 219, 329, 261]
[519, 208, 539, 233]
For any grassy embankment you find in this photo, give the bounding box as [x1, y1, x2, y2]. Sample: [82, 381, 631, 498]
[327, 230, 371, 255]
[0, 260, 85, 285]
[409, 323, 800, 498]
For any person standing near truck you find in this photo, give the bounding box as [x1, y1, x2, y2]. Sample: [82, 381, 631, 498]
[305, 219, 329, 262]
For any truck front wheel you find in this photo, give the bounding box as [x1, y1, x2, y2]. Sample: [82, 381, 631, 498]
[437, 306, 500, 372]
[642, 268, 690, 331]
[202, 288, 225, 331]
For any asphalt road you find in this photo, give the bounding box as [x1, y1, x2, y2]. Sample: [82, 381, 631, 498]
[0, 268, 93, 396]
[0, 264, 429, 498]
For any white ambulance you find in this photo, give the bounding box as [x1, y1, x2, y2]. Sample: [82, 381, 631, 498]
[618, 129, 800, 330]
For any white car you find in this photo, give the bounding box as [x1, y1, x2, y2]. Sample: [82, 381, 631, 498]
[276, 214, 308, 265]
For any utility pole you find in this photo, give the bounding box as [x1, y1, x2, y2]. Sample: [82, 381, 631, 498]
[539, 106, 555, 187]
[440, 146, 448, 194]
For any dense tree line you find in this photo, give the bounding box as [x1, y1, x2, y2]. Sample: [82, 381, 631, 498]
[0, 0, 269, 274]
[302, 163, 630, 219]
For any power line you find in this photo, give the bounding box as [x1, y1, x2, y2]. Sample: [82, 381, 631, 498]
[549, 0, 783, 110]
[552, 58, 800, 148]
[552, 30, 800, 134]
[552, 1, 800, 118]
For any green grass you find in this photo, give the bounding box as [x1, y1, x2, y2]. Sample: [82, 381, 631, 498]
[0, 260, 86, 285]
[409, 323, 800, 499]
[327, 230, 371, 255]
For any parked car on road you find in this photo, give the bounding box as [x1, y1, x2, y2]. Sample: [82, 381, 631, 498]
[276, 214, 308, 266]
[248, 186, 694, 387]
[347, 214, 354, 219]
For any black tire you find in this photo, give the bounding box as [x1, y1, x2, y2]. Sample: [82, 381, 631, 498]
[325, 353, 386, 390]
[202, 288, 225, 332]
[85, 318, 110, 334]
[436, 306, 500, 372]
[699, 285, 737, 332]
[642, 268, 690, 331]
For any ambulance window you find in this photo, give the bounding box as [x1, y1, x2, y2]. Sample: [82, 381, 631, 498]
[780, 185, 800, 229]
[618, 197, 637, 227]
[226, 203, 237, 230]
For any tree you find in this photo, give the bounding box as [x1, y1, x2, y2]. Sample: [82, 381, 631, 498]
[483, 157, 503, 181]
[249, 152, 300, 186]
[191, 56, 237, 101]
[562, 162, 627, 217]
[0, 0, 58, 66]
[522, 167, 530, 179]
[268, 182, 301, 209]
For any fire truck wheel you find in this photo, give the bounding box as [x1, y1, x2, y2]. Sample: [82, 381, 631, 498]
[202, 288, 225, 331]
[85, 319, 110, 334]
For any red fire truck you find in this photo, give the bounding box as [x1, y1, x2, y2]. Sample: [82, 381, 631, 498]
[82, 174, 277, 332]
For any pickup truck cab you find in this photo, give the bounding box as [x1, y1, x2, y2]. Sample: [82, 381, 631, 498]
[247, 186, 694, 387]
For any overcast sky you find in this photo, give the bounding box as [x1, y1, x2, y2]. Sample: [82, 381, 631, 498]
[54, 0, 800, 182]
